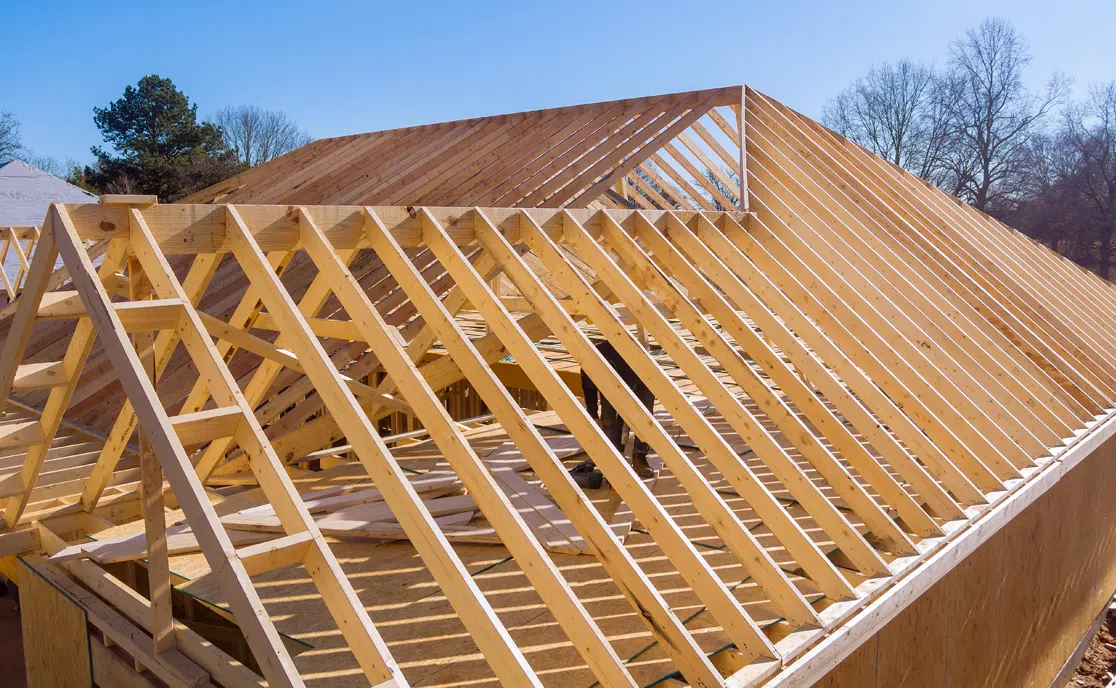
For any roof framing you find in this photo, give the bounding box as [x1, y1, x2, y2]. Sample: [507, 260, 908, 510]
[0, 84, 1113, 687]
[181, 86, 749, 212]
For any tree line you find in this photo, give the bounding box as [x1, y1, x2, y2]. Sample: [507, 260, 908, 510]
[0, 75, 311, 202]
[822, 17, 1116, 278]
[6, 32, 1109, 276]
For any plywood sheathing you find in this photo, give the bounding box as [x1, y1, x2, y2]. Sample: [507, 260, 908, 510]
[17, 556, 93, 688]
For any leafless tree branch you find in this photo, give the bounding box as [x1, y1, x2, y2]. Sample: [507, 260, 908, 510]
[941, 17, 1071, 210]
[213, 105, 312, 167]
[0, 112, 25, 162]
[822, 59, 953, 185]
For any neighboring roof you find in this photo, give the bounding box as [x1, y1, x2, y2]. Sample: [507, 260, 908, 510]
[183, 86, 745, 209]
[0, 159, 96, 226]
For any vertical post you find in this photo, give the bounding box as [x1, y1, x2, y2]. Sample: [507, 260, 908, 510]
[738, 85, 748, 211]
[614, 177, 631, 204]
[127, 250, 174, 655]
[635, 324, 649, 349]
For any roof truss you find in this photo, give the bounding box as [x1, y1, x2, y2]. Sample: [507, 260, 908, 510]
[0, 87, 1114, 688]
[182, 87, 749, 212]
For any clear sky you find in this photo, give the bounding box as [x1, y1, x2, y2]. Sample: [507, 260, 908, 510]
[3, 0, 1114, 165]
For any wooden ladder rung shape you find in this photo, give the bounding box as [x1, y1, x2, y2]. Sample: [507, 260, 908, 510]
[0, 419, 45, 450]
[236, 531, 315, 576]
[11, 361, 70, 391]
[169, 407, 243, 448]
[26, 205, 408, 688]
[37, 290, 185, 332]
[113, 298, 186, 332]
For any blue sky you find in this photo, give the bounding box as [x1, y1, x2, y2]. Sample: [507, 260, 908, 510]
[3, 0, 1114, 165]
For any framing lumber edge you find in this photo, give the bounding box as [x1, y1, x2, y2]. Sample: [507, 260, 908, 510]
[56, 204, 750, 253]
[1050, 602, 1110, 688]
[5, 134, 1115, 683]
[181, 85, 747, 212]
[765, 405, 1116, 688]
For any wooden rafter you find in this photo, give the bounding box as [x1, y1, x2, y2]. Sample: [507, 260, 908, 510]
[179, 87, 745, 212]
[2, 86, 1115, 688]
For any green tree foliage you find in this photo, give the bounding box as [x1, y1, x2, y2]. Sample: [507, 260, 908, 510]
[83, 75, 243, 201]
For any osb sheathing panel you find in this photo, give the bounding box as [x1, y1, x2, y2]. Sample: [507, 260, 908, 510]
[17, 557, 93, 688]
[815, 432, 1116, 688]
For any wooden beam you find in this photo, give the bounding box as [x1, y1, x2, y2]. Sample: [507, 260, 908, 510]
[224, 204, 534, 687]
[53, 204, 308, 687]
[100, 194, 158, 206]
[33, 291, 186, 332]
[10, 360, 70, 391]
[60, 202, 748, 253]
[361, 206, 640, 686]
[0, 526, 39, 556]
[236, 531, 314, 577]
[421, 207, 732, 684]
[0, 419, 45, 450]
[113, 299, 185, 332]
[127, 250, 176, 656]
[251, 313, 365, 342]
[129, 207, 406, 686]
[169, 407, 243, 448]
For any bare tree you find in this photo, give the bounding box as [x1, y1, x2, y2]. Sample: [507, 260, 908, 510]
[817, 17, 1110, 278]
[999, 135, 1085, 259]
[941, 17, 1069, 211]
[632, 166, 684, 209]
[822, 60, 952, 183]
[213, 105, 311, 167]
[22, 154, 83, 180]
[0, 112, 82, 181]
[0, 112, 24, 162]
[1049, 83, 1116, 277]
[705, 168, 740, 211]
